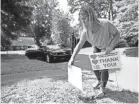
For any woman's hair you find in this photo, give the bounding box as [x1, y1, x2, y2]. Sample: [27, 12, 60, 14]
[79, 4, 99, 28]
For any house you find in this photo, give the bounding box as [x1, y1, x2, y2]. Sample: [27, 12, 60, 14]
[10, 37, 36, 50]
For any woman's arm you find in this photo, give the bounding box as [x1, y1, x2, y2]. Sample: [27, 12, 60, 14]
[105, 31, 120, 54]
[68, 30, 87, 65]
[109, 31, 120, 49]
[105, 21, 120, 54]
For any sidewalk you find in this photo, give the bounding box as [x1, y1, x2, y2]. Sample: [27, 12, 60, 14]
[79, 47, 138, 92]
[0, 50, 25, 55]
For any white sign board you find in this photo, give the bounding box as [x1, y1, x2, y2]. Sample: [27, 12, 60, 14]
[89, 50, 121, 70]
[68, 65, 83, 91]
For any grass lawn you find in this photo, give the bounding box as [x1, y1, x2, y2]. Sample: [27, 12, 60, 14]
[1, 53, 138, 103]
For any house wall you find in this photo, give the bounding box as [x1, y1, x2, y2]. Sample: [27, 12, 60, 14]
[11, 46, 28, 50]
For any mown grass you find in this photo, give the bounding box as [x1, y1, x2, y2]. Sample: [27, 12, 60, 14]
[1, 75, 138, 103]
[1, 53, 138, 103]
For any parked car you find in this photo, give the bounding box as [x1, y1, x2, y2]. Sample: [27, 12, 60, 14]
[114, 39, 129, 48]
[25, 45, 44, 60]
[25, 44, 72, 63]
[125, 35, 138, 47]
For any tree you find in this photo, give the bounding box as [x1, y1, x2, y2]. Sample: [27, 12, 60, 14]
[51, 9, 72, 46]
[117, 0, 138, 47]
[68, 0, 138, 47]
[1, 0, 59, 47]
[26, 0, 58, 46]
[107, 0, 114, 20]
[67, 0, 114, 19]
[1, 0, 33, 47]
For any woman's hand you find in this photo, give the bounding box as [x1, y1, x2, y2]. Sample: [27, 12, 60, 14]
[105, 47, 113, 54]
[68, 58, 74, 66]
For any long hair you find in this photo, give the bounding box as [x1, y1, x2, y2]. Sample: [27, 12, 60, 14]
[79, 4, 99, 30]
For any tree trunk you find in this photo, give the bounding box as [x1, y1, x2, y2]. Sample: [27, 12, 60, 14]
[71, 33, 76, 53]
[109, 0, 113, 20]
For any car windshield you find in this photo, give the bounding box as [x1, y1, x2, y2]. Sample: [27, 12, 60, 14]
[58, 44, 66, 48]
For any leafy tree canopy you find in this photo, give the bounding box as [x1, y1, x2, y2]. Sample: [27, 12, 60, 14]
[1, 0, 33, 46]
[1, 0, 58, 47]
[51, 9, 72, 46]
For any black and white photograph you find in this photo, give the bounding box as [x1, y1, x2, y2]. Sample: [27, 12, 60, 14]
[1, 0, 138, 103]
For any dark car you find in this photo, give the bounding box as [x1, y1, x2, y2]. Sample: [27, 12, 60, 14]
[25, 44, 72, 62]
[125, 35, 138, 47]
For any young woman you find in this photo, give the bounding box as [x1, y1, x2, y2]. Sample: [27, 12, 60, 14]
[68, 4, 120, 98]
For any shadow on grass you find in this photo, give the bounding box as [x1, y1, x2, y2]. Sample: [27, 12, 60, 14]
[106, 88, 138, 103]
[52, 58, 69, 63]
[30, 56, 70, 63]
[77, 88, 138, 103]
[50, 67, 115, 83]
[123, 47, 138, 57]
[77, 95, 97, 103]
[1, 54, 26, 60]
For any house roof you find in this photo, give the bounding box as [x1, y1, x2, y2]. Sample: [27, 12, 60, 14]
[11, 37, 35, 46]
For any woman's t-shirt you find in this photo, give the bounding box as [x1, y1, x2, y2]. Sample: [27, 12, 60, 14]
[86, 19, 119, 49]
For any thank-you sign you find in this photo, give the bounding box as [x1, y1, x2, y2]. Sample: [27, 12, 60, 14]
[89, 50, 121, 70]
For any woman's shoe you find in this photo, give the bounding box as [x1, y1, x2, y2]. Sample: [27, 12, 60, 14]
[93, 82, 101, 89]
[94, 91, 105, 98]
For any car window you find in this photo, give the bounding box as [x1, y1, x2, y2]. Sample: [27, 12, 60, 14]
[28, 46, 33, 48]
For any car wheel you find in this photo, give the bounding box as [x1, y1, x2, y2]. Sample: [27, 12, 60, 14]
[46, 55, 53, 63]
[26, 55, 33, 59]
[66, 55, 71, 61]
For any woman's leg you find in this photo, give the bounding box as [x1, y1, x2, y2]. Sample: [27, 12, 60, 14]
[94, 48, 109, 98]
[96, 70, 109, 98]
[93, 47, 101, 88]
[101, 70, 109, 88]
[93, 70, 101, 88]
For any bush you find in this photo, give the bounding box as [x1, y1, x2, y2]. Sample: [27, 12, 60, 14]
[114, 0, 138, 48]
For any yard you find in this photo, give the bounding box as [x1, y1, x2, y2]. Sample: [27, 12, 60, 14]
[1, 49, 138, 103]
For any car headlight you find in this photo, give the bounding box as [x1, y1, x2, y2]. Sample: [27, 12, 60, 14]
[66, 51, 72, 54]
